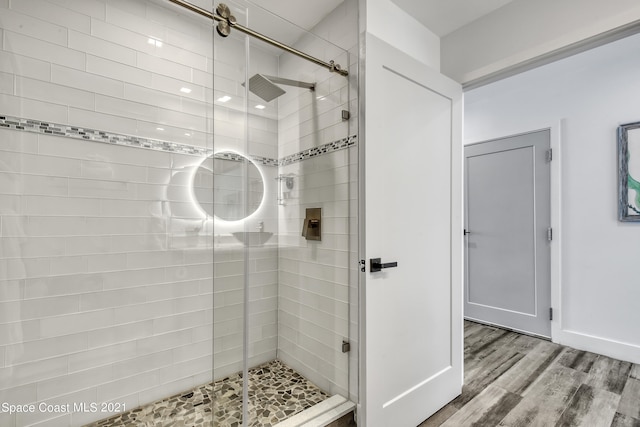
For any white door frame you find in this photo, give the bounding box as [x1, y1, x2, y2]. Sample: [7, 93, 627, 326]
[464, 121, 562, 342]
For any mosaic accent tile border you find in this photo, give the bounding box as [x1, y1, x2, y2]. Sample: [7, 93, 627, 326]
[280, 135, 358, 166]
[253, 155, 280, 167]
[214, 151, 279, 167]
[215, 151, 245, 162]
[0, 115, 356, 167]
[83, 360, 329, 427]
[0, 115, 212, 157]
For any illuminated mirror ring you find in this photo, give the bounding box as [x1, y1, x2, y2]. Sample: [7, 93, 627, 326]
[190, 150, 266, 222]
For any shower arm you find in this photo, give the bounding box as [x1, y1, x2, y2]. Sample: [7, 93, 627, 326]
[262, 76, 315, 91]
[166, 0, 349, 77]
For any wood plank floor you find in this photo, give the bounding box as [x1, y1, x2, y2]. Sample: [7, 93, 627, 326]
[418, 321, 640, 427]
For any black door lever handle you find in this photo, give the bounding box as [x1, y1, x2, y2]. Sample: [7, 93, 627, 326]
[370, 258, 398, 273]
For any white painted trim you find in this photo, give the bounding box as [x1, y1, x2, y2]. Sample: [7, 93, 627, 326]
[555, 329, 640, 364]
[549, 121, 563, 343]
[274, 395, 354, 427]
[461, 20, 640, 90]
[465, 120, 563, 344]
[357, 4, 368, 422]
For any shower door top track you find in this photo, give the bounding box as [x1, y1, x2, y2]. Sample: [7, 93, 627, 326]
[166, 0, 349, 76]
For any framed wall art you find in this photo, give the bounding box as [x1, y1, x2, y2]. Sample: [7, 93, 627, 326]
[618, 121, 640, 222]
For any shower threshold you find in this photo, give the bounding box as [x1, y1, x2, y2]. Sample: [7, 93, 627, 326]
[84, 359, 348, 427]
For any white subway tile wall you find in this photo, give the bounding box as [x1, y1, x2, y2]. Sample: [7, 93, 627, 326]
[275, 0, 358, 400]
[0, 127, 217, 426]
[277, 149, 355, 398]
[0, 0, 280, 426]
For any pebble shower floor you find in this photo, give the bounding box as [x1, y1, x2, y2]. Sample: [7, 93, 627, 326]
[84, 360, 329, 426]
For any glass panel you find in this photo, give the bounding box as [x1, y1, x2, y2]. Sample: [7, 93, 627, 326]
[211, 6, 249, 425]
[212, 1, 354, 425]
[267, 36, 352, 415]
[0, 0, 215, 425]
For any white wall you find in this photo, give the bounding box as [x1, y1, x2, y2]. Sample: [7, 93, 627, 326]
[442, 0, 640, 86]
[364, 0, 440, 71]
[465, 32, 640, 364]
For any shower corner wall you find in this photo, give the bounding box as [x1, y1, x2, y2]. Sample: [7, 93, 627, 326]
[273, 0, 360, 404]
[212, 0, 361, 423]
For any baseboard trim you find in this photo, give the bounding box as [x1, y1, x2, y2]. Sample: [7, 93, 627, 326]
[554, 329, 640, 364]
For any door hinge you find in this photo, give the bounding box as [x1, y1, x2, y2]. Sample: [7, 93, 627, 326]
[547, 227, 553, 241]
[549, 307, 554, 321]
[342, 340, 351, 353]
[359, 259, 365, 272]
[546, 148, 553, 162]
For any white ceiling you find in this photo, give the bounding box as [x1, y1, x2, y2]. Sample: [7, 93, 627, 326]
[250, 0, 345, 31]
[173, 0, 517, 38]
[254, 0, 515, 37]
[163, 0, 517, 53]
[390, 0, 514, 37]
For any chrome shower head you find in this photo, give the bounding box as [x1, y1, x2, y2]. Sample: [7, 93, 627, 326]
[245, 74, 315, 103]
[247, 74, 286, 103]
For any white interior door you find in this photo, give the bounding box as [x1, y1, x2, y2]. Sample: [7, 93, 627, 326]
[464, 130, 552, 337]
[362, 34, 463, 427]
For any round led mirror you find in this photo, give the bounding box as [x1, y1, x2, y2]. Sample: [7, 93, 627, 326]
[192, 152, 265, 221]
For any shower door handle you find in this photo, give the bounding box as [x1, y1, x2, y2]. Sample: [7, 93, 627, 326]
[370, 258, 398, 273]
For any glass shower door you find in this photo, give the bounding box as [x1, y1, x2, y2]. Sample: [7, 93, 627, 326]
[210, 3, 249, 424]
[212, 0, 355, 425]
[0, 0, 217, 425]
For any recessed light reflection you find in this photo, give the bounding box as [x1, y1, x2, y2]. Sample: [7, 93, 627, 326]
[185, 132, 191, 137]
[255, 105, 266, 110]
[157, 127, 164, 131]
[180, 87, 192, 94]
[217, 95, 231, 102]
[148, 38, 163, 47]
